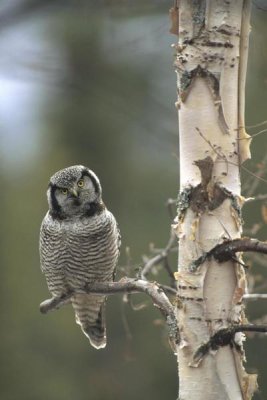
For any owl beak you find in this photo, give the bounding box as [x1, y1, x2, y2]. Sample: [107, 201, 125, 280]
[70, 189, 78, 197]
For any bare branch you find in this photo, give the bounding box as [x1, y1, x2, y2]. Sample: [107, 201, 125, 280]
[165, 198, 177, 220]
[190, 237, 267, 271]
[40, 277, 180, 350]
[244, 194, 267, 203]
[245, 153, 267, 197]
[244, 293, 267, 300]
[246, 119, 267, 129]
[159, 284, 177, 296]
[211, 238, 267, 261]
[141, 229, 177, 280]
[234, 324, 267, 334]
[192, 324, 267, 366]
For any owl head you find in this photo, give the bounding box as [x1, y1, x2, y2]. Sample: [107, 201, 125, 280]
[47, 165, 103, 219]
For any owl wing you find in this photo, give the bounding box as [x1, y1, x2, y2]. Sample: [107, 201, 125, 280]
[39, 212, 67, 296]
[112, 221, 121, 281]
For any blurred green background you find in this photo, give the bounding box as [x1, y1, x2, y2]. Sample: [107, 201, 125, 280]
[0, 1, 267, 399]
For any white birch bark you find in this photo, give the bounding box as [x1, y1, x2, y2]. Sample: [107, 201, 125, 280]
[172, 1, 257, 399]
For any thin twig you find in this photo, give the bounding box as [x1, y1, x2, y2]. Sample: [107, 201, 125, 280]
[237, 127, 267, 140]
[242, 164, 267, 194]
[245, 153, 267, 197]
[246, 120, 267, 129]
[141, 229, 177, 280]
[159, 284, 177, 296]
[244, 194, 267, 203]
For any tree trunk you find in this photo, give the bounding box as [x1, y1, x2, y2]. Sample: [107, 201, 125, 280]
[172, 1, 257, 399]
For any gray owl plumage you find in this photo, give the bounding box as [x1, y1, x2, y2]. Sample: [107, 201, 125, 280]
[39, 165, 120, 349]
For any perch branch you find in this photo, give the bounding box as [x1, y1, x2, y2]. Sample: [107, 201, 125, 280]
[40, 277, 180, 349]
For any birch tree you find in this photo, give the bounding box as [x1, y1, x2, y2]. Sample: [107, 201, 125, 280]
[171, 1, 262, 399]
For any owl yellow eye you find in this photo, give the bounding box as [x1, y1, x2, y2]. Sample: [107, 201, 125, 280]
[61, 188, 68, 195]
[77, 179, 84, 188]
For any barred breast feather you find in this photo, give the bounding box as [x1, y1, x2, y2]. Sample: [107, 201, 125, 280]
[40, 208, 120, 348]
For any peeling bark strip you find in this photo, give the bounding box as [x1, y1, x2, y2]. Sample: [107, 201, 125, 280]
[172, 1, 255, 399]
[169, 3, 179, 35]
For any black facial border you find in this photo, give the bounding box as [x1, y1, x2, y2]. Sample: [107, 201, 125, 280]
[80, 168, 101, 195]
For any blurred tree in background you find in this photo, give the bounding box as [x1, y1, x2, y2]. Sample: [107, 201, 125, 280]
[0, 1, 267, 399]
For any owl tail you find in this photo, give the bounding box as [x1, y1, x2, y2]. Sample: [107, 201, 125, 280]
[72, 294, 107, 349]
